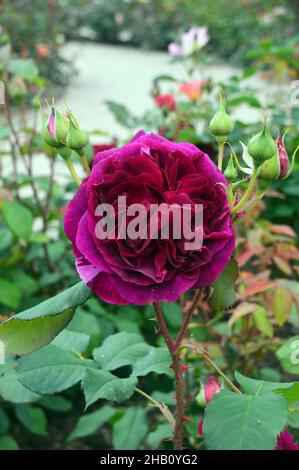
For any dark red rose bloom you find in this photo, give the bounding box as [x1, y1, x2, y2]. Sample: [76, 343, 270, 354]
[64, 131, 235, 305]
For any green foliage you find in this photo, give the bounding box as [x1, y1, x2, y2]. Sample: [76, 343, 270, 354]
[209, 258, 238, 312]
[0, 282, 91, 355]
[112, 407, 148, 450]
[204, 390, 288, 450]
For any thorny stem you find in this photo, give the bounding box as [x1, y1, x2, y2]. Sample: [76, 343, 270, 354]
[175, 290, 201, 350]
[153, 293, 200, 450]
[231, 166, 258, 216]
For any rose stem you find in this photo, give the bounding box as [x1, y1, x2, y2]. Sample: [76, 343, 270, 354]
[153, 293, 200, 450]
[80, 154, 91, 175]
[217, 141, 225, 171]
[175, 289, 201, 350]
[65, 158, 82, 186]
[231, 166, 258, 216]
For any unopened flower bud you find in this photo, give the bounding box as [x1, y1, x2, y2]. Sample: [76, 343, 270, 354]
[196, 376, 221, 407]
[277, 136, 289, 179]
[209, 95, 234, 141]
[66, 116, 89, 152]
[248, 117, 276, 166]
[41, 106, 70, 148]
[224, 154, 238, 181]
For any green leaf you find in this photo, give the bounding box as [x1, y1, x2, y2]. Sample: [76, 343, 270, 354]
[0, 435, 19, 450]
[0, 409, 9, 434]
[272, 287, 293, 326]
[0, 282, 91, 355]
[68, 310, 101, 351]
[147, 423, 172, 449]
[276, 336, 299, 375]
[209, 258, 238, 311]
[10, 271, 38, 295]
[7, 58, 39, 82]
[253, 306, 273, 337]
[204, 390, 288, 450]
[113, 407, 148, 450]
[132, 347, 172, 377]
[105, 101, 132, 127]
[235, 371, 295, 396]
[0, 279, 22, 309]
[1, 200, 32, 242]
[82, 369, 137, 408]
[275, 384, 299, 404]
[52, 330, 90, 354]
[93, 332, 150, 371]
[15, 405, 47, 436]
[67, 405, 115, 442]
[38, 396, 72, 412]
[0, 359, 40, 403]
[17, 344, 95, 394]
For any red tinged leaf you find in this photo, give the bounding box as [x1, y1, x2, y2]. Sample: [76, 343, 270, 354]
[240, 280, 274, 300]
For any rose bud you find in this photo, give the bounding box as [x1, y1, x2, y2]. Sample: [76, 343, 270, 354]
[66, 115, 89, 153]
[42, 106, 70, 148]
[196, 376, 221, 407]
[247, 117, 276, 167]
[224, 154, 238, 182]
[154, 94, 176, 112]
[209, 95, 234, 143]
[258, 135, 299, 183]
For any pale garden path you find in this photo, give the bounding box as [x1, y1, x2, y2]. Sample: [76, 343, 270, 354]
[4, 41, 288, 185]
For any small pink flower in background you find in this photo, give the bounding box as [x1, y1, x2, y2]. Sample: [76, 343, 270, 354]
[154, 94, 176, 112]
[169, 26, 209, 57]
[179, 80, 203, 101]
[204, 376, 221, 403]
[168, 42, 181, 57]
[276, 429, 299, 450]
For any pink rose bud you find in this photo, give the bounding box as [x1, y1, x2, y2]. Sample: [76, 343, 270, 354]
[196, 375, 221, 407]
[277, 136, 289, 178]
[204, 376, 221, 403]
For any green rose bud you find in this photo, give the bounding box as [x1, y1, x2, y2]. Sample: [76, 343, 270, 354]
[224, 154, 238, 181]
[66, 117, 89, 152]
[247, 117, 276, 167]
[209, 95, 234, 141]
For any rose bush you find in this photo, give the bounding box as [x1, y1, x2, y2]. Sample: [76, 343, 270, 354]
[64, 131, 235, 305]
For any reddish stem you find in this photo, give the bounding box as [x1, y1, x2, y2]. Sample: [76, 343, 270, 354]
[154, 298, 200, 450]
[175, 290, 201, 350]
